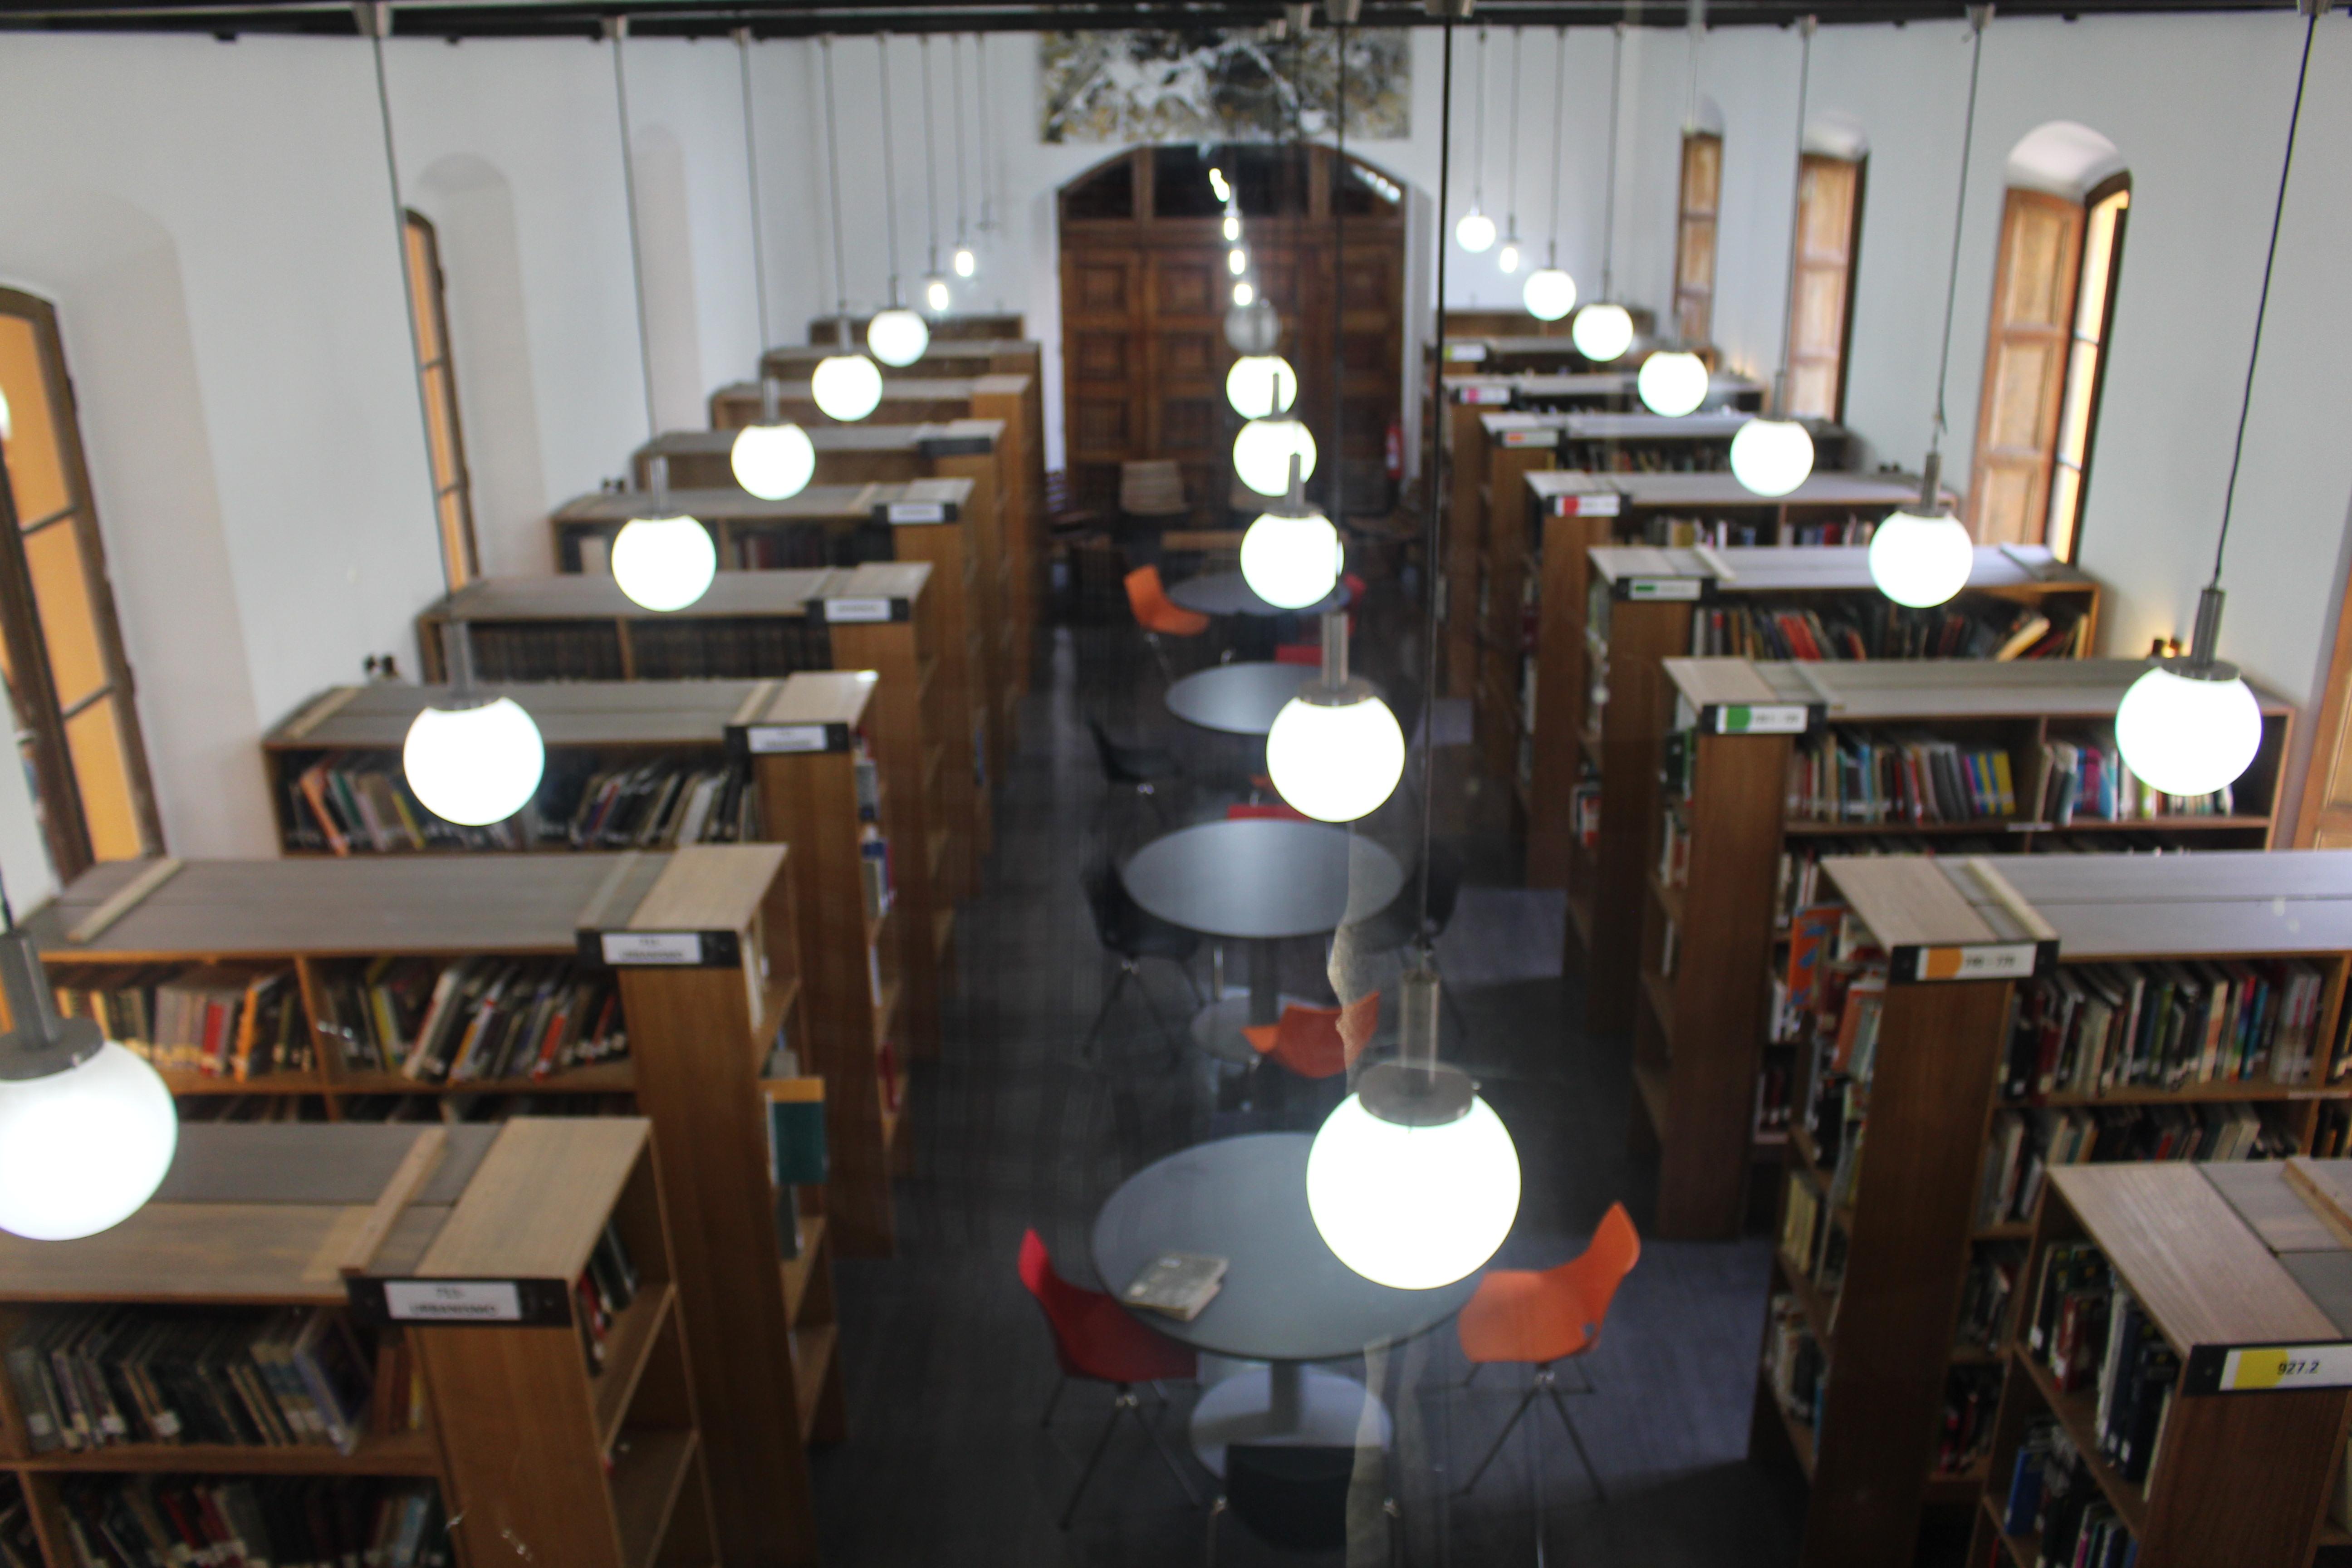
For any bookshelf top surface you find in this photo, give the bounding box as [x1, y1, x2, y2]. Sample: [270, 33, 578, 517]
[1999, 850, 2352, 960]
[265, 680, 780, 749]
[1449, 370, 1763, 398]
[715, 372, 1031, 402]
[419, 1118, 651, 1282]
[29, 852, 676, 957]
[1820, 856, 2008, 948]
[2051, 1162, 2342, 1352]
[425, 570, 838, 621]
[553, 478, 972, 524]
[1720, 657, 2288, 719]
[1662, 657, 1785, 708]
[760, 337, 1039, 366]
[626, 843, 788, 934]
[637, 420, 1002, 458]
[1544, 470, 1945, 509]
[1588, 541, 2094, 591]
[820, 560, 932, 603]
[0, 1123, 507, 1302]
[755, 670, 878, 728]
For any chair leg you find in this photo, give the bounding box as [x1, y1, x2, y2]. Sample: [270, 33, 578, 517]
[1126, 1389, 1203, 1507]
[1383, 1498, 1402, 1568]
[1060, 1400, 1127, 1529]
[1463, 1362, 1482, 1390]
[1137, 782, 1171, 826]
[1459, 1376, 1543, 1494]
[1544, 1371, 1607, 1502]
[1082, 965, 1135, 1058]
[1204, 1496, 1227, 1568]
[1040, 1373, 1068, 1429]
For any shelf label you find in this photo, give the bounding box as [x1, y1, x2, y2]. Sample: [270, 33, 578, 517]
[883, 501, 950, 525]
[1444, 343, 1490, 363]
[1551, 493, 1622, 518]
[823, 597, 896, 623]
[746, 723, 829, 754]
[1712, 703, 1811, 735]
[581, 928, 745, 969]
[1619, 578, 1703, 601]
[2185, 1342, 2352, 1395]
[1499, 428, 1559, 448]
[384, 1280, 522, 1322]
[1891, 940, 2055, 984]
[1457, 384, 1513, 405]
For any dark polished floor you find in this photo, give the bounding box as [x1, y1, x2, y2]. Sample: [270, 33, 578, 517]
[808, 604, 1808, 1566]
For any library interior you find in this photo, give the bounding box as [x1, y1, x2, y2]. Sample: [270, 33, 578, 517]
[0, 0, 2347, 1563]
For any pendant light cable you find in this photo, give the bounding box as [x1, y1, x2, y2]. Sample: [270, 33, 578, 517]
[975, 36, 995, 234]
[2211, 5, 2316, 588]
[921, 36, 941, 277]
[821, 37, 850, 319]
[1418, 8, 1458, 951]
[1332, 13, 1348, 541]
[1544, 27, 1566, 266]
[1601, 23, 1622, 301]
[361, 2, 459, 592]
[1470, 25, 1486, 215]
[1504, 29, 1520, 236]
[951, 34, 970, 249]
[608, 17, 658, 444]
[1772, 18, 1814, 407]
[1926, 10, 1988, 465]
[735, 28, 769, 354]
[877, 36, 903, 306]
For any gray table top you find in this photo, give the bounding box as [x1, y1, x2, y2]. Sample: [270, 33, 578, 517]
[1092, 1133, 1480, 1362]
[1120, 820, 1408, 940]
[1167, 571, 1347, 618]
[1165, 662, 1316, 735]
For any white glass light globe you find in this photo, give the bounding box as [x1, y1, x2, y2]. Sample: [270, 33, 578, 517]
[1455, 210, 1497, 254]
[1498, 242, 1521, 274]
[2115, 666, 2263, 799]
[1729, 418, 1816, 497]
[1234, 283, 1257, 308]
[1234, 418, 1318, 497]
[811, 353, 884, 421]
[1226, 356, 1298, 419]
[404, 696, 547, 827]
[952, 246, 977, 279]
[1266, 691, 1405, 823]
[1867, 509, 1975, 608]
[1307, 1090, 1522, 1289]
[730, 422, 816, 501]
[1637, 351, 1710, 417]
[0, 1043, 177, 1241]
[867, 308, 929, 367]
[1225, 301, 1281, 354]
[611, 514, 718, 612]
[1240, 510, 1340, 609]
[1572, 302, 1635, 362]
[923, 276, 951, 314]
[1524, 268, 1577, 321]
[1223, 213, 1241, 242]
[1229, 247, 1249, 277]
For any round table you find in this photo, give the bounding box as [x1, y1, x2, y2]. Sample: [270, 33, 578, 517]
[1165, 662, 1382, 738]
[1167, 571, 1347, 619]
[1093, 1132, 1479, 1473]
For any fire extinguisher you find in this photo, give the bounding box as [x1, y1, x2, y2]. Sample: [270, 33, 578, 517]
[1384, 416, 1404, 482]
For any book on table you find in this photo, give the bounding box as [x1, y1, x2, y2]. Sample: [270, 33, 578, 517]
[1124, 1254, 1228, 1321]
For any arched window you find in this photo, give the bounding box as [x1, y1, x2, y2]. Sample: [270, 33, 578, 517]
[1969, 123, 2128, 558]
[0, 289, 162, 880]
[404, 210, 478, 587]
[1784, 118, 1867, 422]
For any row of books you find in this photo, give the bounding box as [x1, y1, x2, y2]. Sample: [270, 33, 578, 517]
[2027, 1243, 2180, 1485]
[1687, 598, 2086, 662]
[459, 617, 835, 683]
[1763, 1295, 1826, 1433]
[575, 1221, 642, 1379]
[1935, 1364, 2002, 1479]
[2000, 960, 2331, 1096]
[1957, 1244, 2025, 1354]
[6, 1307, 376, 1455]
[0, 1481, 35, 1568]
[1564, 448, 1733, 475]
[559, 759, 758, 850]
[1787, 731, 2017, 824]
[2003, 1421, 2142, 1567]
[286, 753, 760, 854]
[53, 967, 310, 1080]
[2037, 735, 2242, 823]
[314, 958, 626, 1083]
[1976, 1103, 2292, 1229]
[56, 1477, 448, 1568]
[1632, 516, 1878, 549]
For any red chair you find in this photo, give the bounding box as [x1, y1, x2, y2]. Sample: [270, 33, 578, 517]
[1455, 1202, 1642, 1499]
[1241, 994, 1379, 1080]
[1272, 643, 1320, 666]
[1226, 802, 1310, 823]
[1124, 566, 1210, 684]
[1018, 1229, 1200, 1527]
[1343, 571, 1368, 632]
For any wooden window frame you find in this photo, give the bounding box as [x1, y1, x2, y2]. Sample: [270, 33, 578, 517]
[404, 211, 480, 588]
[1784, 152, 1866, 424]
[1672, 131, 1723, 347]
[0, 289, 164, 880]
[2044, 174, 2129, 563]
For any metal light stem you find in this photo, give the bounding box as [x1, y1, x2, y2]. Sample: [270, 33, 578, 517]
[760, 374, 782, 425]
[0, 932, 103, 1084]
[1321, 612, 1350, 691]
[1917, 450, 1943, 514]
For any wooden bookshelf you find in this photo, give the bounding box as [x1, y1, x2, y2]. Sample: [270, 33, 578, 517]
[1759, 852, 2352, 1568]
[763, 336, 1040, 382]
[23, 849, 838, 1566]
[632, 418, 1001, 489]
[551, 478, 967, 576]
[1640, 657, 2293, 1241]
[731, 672, 911, 1258]
[1537, 528, 2103, 1035]
[416, 570, 837, 684]
[1967, 1159, 2352, 1568]
[805, 311, 1023, 345]
[0, 1117, 715, 1568]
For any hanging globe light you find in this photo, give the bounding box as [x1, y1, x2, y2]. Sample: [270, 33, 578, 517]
[1226, 355, 1297, 419]
[1223, 212, 1241, 242]
[1523, 267, 1576, 322]
[1307, 973, 1520, 1290]
[405, 697, 546, 825]
[1233, 283, 1257, 308]
[811, 352, 884, 422]
[1234, 416, 1318, 498]
[1265, 612, 1401, 823]
[612, 514, 719, 612]
[1867, 511, 1974, 608]
[867, 307, 929, 367]
[1637, 350, 1710, 417]
[1729, 417, 1815, 497]
[1571, 302, 1634, 362]
[1498, 238, 1521, 275]
[923, 274, 951, 314]
[1225, 299, 1281, 354]
[730, 380, 817, 501]
[1228, 247, 1250, 277]
[952, 245, 977, 278]
[0, 928, 177, 1241]
[2114, 588, 2264, 798]
[1240, 458, 1338, 610]
[1455, 208, 1497, 254]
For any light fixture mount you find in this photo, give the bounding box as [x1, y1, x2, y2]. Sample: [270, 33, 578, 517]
[0, 934, 103, 1084]
[2161, 586, 2239, 689]
[1362, 970, 1470, 1128]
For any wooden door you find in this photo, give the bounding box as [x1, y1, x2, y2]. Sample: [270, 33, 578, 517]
[1059, 248, 1145, 498]
[1785, 155, 1862, 421]
[1969, 189, 2085, 547]
[1673, 133, 1722, 346]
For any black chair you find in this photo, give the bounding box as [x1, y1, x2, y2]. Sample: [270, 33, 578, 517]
[1086, 716, 1182, 828]
[1205, 1445, 1398, 1565]
[1081, 864, 1203, 1062]
[1348, 839, 1465, 955]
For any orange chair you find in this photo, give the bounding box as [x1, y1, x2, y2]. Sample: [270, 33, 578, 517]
[1124, 566, 1209, 683]
[1241, 994, 1379, 1080]
[1455, 1202, 1641, 1500]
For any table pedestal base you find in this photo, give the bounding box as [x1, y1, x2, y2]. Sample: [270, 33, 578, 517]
[1189, 1358, 1392, 1477]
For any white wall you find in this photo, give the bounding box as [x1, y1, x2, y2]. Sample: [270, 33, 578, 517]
[0, 15, 2341, 883]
